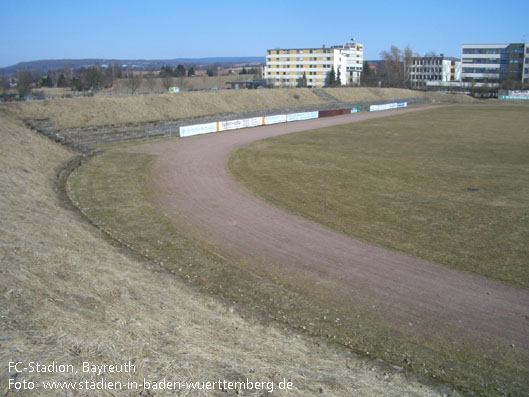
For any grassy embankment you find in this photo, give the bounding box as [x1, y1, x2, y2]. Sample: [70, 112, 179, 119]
[68, 102, 527, 395]
[2, 88, 324, 128]
[2, 87, 476, 129]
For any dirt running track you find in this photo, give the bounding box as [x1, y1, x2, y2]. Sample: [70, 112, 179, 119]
[137, 106, 529, 351]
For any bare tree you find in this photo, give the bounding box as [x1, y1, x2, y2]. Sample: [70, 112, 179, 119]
[161, 75, 173, 91]
[146, 76, 157, 92]
[0, 74, 10, 94]
[125, 71, 143, 94]
[86, 66, 103, 91]
[16, 70, 34, 97]
[403, 46, 413, 87]
[176, 76, 188, 91]
[380, 45, 414, 88]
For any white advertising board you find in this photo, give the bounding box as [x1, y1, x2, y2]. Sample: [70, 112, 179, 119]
[286, 111, 319, 122]
[179, 122, 217, 137]
[369, 102, 407, 112]
[264, 114, 288, 125]
[499, 96, 529, 100]
[508, 90, 529, 96]
[218, 117, 263, 132]
[500, 91, 529, 100]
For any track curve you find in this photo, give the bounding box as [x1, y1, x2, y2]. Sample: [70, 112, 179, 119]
[135, 106, 529, 349]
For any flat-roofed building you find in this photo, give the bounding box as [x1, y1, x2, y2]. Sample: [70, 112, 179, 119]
[461, 43, 529, 84]
[264, 42, 363, 88]
[408, 55, 461, 89]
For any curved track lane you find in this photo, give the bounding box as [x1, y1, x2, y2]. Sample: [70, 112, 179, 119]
[136, 106, 529, 349]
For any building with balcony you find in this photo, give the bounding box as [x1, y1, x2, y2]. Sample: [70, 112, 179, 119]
[264, 42, 363, 88]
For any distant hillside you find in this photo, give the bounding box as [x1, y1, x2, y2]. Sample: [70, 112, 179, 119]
[1, 57, 265, 74]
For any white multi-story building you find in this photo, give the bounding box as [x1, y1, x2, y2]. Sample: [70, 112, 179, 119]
[264, 42, 363, 88]
[461, 43, 529, 84]
[408, 55, 462, 89]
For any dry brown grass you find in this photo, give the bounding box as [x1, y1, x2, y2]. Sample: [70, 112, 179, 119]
[0, 113, 449, 394]
[1, 89, 324, 129]
[323, 87, 479, 104]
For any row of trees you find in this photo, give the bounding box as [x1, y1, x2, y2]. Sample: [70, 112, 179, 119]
[160, 65, 194, 77]
[35, 64, 124, 91]
[240, 66, 260, 75]
[294, 68, 343, 88]
[1, 65, 146, 97]
[2, 62, 264, 98]
[377, 45, 414, 87]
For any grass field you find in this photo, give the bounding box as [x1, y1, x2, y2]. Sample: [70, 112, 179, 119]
[67, 103, 529, 395]
[229, 104, 529, 289]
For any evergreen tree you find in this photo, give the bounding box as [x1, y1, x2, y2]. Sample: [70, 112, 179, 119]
[361, 61, 377, 86]
[176, 64, 186, 77]
[327, 67, 336, 86]
[39, 75, 53, 88]
[160, 66, 174, 77]
[297, 72, 307, 88]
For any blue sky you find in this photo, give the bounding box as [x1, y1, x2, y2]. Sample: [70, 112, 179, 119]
[1, 0, 528, 67]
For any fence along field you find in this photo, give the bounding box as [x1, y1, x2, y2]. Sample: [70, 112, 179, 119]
[178, 104, 402, 138]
